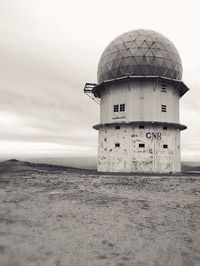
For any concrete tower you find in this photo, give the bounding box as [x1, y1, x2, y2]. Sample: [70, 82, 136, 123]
[84, 29, 189, 173]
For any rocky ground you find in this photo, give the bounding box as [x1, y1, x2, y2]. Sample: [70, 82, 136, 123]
[0, 160, 200, 266]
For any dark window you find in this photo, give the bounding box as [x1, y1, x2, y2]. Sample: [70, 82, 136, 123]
[115, 125, 120, 129]
[139, 143, 145, 148]
[163, 144, 168, 148]
[120, 104, 125, 112]
[161, 105, 167, 112]
[139, 125, 145, 129]
[163, 126, 167, 130]
[161, 84, 167, 92]
[115, 143, 120, 147]
[113, 105, 119, 112]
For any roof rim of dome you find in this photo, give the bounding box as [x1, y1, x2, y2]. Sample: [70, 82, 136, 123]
[92, 76, 189, 98]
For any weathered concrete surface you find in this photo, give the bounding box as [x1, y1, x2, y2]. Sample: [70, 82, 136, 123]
[0, 163, 200, 266]
[98, 125, 180, 173]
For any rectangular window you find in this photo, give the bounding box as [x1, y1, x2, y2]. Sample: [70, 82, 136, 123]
[139, 125, 145, 129]
[115, 143, 120, 147]
[120, 104, 125, 112]
[163, 126, 167, 130]
[163, 144, 168, 149]
[161, 105, 167, 112]
[113, 105, 119, 112]
[115, 125, 120, 129]
[139, 143, 145, 148]
[161, 84, 167, 92]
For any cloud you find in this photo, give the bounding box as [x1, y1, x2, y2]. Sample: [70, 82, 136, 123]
[0, 140, 97, 163]
[0, 0, 199, 160]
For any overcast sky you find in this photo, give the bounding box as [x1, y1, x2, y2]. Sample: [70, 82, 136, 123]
[0, 0, 200, 161]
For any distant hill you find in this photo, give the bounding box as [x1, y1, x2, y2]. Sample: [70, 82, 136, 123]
[29, 156, 98, 170]
[181, 162, 200, 172]
[0, 159, 200, 174]
[0, 159, 84, 174]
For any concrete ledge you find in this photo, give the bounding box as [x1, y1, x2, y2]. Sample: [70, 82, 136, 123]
[93, 121, 187, 131]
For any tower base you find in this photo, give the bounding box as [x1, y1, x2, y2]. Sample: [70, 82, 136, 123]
[96, 123, 181, 173]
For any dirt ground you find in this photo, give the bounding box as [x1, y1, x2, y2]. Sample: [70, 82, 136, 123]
[0, 162, 200, 266]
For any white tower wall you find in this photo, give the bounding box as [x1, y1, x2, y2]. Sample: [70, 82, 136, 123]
[95, 80, 182, 173]
[100, 80, 179, 124]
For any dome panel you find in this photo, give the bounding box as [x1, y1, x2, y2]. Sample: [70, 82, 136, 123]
[97, 29, 182, 83]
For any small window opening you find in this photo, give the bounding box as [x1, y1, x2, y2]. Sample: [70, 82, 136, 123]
[115, 143, 120, 147]
[120, 104, 125, 112]
[113, 104, 119, 112]
[139, 125, 145, 129]
[139, 143, 145, 148]
[163, 144, 168, 149]
[161, 105, 167, 112]
[163, 126, 167, 130]
[115, 125, 120, 129]
[161, 84, 167, 92]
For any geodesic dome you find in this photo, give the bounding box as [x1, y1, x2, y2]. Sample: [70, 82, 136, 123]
[97, 29, 182, 83]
